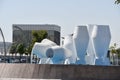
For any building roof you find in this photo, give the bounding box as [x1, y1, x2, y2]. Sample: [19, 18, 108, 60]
[13, 24, 61, 32]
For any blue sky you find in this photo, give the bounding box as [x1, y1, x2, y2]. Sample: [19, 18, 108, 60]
[0, 0, 120, 46]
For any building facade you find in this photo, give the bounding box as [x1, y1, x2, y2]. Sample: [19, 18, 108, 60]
[12, 24, 61, 47]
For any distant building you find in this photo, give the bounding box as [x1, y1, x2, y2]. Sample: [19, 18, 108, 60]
[12, 24, 61, 47]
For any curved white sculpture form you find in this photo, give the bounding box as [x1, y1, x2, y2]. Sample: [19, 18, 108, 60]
[92, 25, 111, 65]
[31, 39, 57, 63]
[85, 24, 97, 65]
[73, 26, 89, 64]
[46, 46, 72, 64]
[63, 35, 77, 64]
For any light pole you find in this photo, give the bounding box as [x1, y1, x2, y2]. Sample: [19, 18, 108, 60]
[0, 28, 7, 62]
[61, 37, 65, 46]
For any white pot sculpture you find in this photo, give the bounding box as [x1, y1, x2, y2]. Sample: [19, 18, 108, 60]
[63, 35, 77, 64]
[85, 24, 97, 65]
[73, 26, 89, 64]
[46, 46, 72, 64]
[31, 39, 57, 63]
[92, 25, 111, 65]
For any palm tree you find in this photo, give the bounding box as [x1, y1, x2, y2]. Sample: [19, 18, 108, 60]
[110, 43, 117, 54]
[109, 43, 118, 65]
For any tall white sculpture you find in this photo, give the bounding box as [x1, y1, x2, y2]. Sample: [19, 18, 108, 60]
[92, 25, 111, 65]
[73, 26, 89, 64]
[63, 35, 77, 64]
[31, 39, 57, 64]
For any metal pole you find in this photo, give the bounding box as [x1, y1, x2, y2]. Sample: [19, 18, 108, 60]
[0, 28, 6, 62]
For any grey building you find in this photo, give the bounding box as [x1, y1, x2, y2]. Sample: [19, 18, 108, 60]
[12, 24, 61, 47]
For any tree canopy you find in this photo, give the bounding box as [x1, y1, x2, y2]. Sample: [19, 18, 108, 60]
[9, 43, 18, 55]
[115, 0, 120, 4]
[10, 30, 48, 56]
[16, 43, 25, 55]
[32, 30, 48, 43]
[27, 30, 48, 53]
[110, 43, 120, 58]
[116, 48, 120, 58]
[110, 43, 117, 54]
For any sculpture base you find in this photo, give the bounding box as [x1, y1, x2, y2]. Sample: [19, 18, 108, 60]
[0, 63, 119, 80]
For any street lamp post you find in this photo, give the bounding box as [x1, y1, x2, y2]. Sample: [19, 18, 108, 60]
[0, 28, 7, 62]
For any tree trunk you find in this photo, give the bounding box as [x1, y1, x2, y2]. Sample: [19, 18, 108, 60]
[20, 54, 21, 63]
